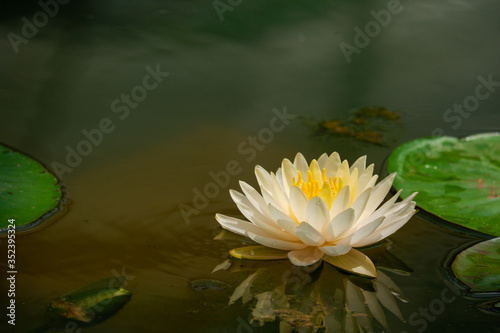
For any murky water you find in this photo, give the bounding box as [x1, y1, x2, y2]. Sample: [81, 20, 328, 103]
[1, 0, 500, 332]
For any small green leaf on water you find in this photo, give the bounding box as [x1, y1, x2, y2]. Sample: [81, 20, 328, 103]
[451, 237, 500, 293]
[229, 246, 289, 260]
[388, 133, 500, 236]
[0, 144, 62, 231]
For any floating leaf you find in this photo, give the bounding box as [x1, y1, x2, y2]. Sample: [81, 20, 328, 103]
[388, 133, 500, 236]
[0, 144, 62, 230]
[451, 237, 500, 293]
[229, 246, 289, 260]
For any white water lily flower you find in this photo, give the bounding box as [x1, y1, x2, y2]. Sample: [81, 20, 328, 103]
[215, 152, 417, 278]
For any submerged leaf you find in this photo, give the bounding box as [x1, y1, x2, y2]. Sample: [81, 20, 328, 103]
[451, 237, 500, 293]
[189, 279, 228, 291]
[49, 288, 131, 323]
[47, 276, 132, 325]
[388, 133, 500, 236]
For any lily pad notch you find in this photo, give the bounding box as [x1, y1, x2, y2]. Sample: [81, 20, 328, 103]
[0, 144, 64, 232]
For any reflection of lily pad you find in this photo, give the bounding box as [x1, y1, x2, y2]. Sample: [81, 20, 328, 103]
[0, 144, 62, 230]
[451, 237, 500, 293]
[387, 133, 500, 236]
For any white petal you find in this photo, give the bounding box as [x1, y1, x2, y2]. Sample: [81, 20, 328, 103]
[295, 222, 325, 246]
[269, 172, 290, 211]
[293, 153, 309, 175]
[358, 173, 396, 222]
[384, 192, 418, 217]
[268, 203, 296, 225]
[247, 232, 308, 250]
[347, 167, 359, 199]
[323, 248, 377, 278]
[324, 208, 355, 241]
[239, 181, 272, 218]
[356, 164, 375, 194]
[323, 152, 341, 179]
[275, 168, 285, 191]
[348, 216, 384, 246]
[277, 219, 299, 237]
[309, 159, 322, 182]
[335, 160, 350, 181]
[289, 185, 308, 222]
[255, 165, 274, 193]
[287, 247, 324, 266]
[330, 186, 351, 218]
[350, 188, 372, 222]
[353, 209, 415, 247]
[320, 244, 351, 256]
[350, 155, 366, 173]
[369, 189, 404, 221]
[255, 166, 289, 212]
[306, 196, 330, 232]
[268, 204, 300, 240]
[281, 158, 298, 195]
[364, 174, 379, 190]
[230, 190, 276, 228]
[317, 153, 329, 168]
[215, 214, 275, 238]
[230, 190, 297, 241]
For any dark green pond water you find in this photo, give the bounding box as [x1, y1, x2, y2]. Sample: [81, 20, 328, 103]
[1, 0, 500, 332]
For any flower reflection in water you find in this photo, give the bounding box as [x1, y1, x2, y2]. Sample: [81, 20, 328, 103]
[214, 241, 410, 333]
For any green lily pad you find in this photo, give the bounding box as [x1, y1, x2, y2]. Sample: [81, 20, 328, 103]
[387, 133, 500, 236]
[0, 144, 62, 230]
[451, 237, 500, 293]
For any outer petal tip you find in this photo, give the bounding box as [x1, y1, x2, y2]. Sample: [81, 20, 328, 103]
[323, 248, 377, 278]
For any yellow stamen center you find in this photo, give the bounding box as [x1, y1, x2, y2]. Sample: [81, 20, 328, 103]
[292, 168, 344, 207]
